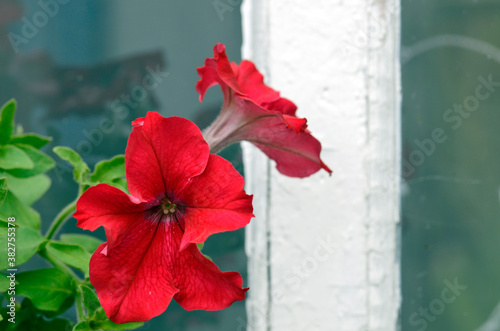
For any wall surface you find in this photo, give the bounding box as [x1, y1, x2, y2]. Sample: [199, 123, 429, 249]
[241, 0, 401, 330]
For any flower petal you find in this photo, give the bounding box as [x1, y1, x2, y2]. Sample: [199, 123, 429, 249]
[74, 183, 146, 250]
[126, 113, 210, 201]
[241, 116, 332, 178]
[196, 43, 241, 105]
[233, 60, 280, 105]
[263, 97, 298, 116]
[283, 114, 308, 133]
[233, 60, 299, 116]
[176, 154, 253, 250]
[174, 242, 248, 311]
[89, 220, 179, 324]
[90, 219, 247, 323]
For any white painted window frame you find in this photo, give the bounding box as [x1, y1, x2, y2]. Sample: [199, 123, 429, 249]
[241, 1, 401, 330]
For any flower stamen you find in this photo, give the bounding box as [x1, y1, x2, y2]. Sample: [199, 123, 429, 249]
[162, 200, 177, 215]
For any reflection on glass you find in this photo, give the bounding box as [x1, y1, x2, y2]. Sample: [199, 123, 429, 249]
[402, 1, 500, 330]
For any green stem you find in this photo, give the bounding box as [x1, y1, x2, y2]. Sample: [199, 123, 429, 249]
[38, 248, 81, 281]
[45, 199, 78, 240]
[75, 286, 85, 322]
[39, 248, 85, 322]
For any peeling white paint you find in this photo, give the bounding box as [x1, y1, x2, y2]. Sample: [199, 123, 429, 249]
[242, 0, 401, 330]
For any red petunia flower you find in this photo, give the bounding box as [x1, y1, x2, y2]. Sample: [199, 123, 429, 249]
[74, 112, 253, 324]
[197, 43, 332, 178]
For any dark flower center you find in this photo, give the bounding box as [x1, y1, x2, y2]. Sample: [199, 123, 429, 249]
[145, 194, 185, 232]
[161, 199, 177, 215]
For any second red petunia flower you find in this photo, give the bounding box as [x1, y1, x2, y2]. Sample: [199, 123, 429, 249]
[74, 112, 253, 324]
[197, 43, 332, 178]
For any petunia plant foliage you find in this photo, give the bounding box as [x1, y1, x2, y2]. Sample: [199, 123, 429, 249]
[0, 43, 330, 330]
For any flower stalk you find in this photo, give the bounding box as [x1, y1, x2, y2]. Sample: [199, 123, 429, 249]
[45, 199, 78, 240]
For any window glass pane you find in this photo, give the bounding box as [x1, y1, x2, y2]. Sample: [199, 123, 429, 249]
[1, 1, 245, 329]
[401, 1, 500, 330]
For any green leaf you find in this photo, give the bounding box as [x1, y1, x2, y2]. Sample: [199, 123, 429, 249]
[0, 191, 41, 229]
[90, 155, 125, 183]
[59, 234, 103, 254]
[109, 177, 128, 192]
[0, 145, 33, 170]
[0, 177, 7, 208]
[16, 268, 75, 312]
[0, 298, 74, 330]
[74, 321, 92, 331]
[33, 292, 76, 319]
[0, 99, 16, 145]
[0, 299, 33, 330]
[10, 133, 52, 149]
[0, 220, 46, 270]
[2, 173, 50, 206]
[92, 308, 143, 330]
[78, 284, 100, 316]
[34, 317, 73, 331]
[46, 242, 91, 275]
[5, 145, 55, 178]
[53, 146, 90, 184]
[0, 273, 10, 292]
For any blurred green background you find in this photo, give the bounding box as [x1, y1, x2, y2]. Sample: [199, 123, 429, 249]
[401, 0, 500, 330]
[1, 1, 247, 330]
